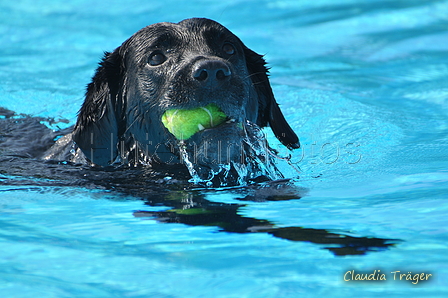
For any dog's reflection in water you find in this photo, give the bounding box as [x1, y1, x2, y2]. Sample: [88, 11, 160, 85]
[133, 181, 401, 256]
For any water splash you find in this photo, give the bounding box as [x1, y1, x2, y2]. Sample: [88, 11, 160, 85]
[178, 141, 203, 185]
[178, 121, 290, 187]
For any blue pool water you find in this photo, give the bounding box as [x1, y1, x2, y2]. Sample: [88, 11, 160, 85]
[1, 0, 448, 297]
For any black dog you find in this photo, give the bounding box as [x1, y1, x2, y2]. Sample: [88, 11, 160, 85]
[45, 18, 299, 185]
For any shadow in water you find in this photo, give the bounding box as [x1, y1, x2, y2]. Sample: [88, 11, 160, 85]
[131, 182, 401, 256]
[0, 153, 401, 256]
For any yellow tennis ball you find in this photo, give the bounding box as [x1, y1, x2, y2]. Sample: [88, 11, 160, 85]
[161, 103, 227, 140]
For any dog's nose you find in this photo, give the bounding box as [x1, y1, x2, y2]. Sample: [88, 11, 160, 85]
[192, 60, 231, 87]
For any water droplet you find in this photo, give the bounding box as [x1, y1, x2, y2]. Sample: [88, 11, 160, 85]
[177, 120, 289, 187]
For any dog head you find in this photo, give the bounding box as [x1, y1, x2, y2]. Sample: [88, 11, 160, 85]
[73, 18, 299, 182]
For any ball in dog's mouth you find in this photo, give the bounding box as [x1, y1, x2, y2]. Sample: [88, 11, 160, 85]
[161, 103, 232, 140]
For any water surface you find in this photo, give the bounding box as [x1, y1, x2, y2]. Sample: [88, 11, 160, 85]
[1, 0, 447, 297]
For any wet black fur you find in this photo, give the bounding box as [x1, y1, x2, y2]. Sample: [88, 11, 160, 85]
[72, 18, 299, 166]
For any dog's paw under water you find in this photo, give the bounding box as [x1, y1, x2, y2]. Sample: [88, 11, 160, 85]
[178, 121, 291, 188]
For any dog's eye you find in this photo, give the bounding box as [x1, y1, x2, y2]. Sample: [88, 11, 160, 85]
[148, 51, 167, 66]
[222, 43, 235, 55]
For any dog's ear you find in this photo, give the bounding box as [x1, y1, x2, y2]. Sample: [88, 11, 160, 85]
[73, 49, 125, 165]
[243, 47, 300, 149]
